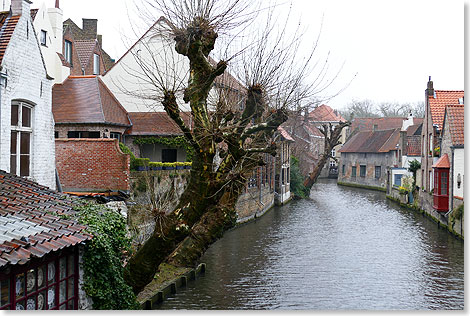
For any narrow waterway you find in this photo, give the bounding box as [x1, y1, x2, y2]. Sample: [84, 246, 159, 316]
[158, 179, 464, 310]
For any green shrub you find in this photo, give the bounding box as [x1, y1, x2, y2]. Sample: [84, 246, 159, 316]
[290, 156, 309, 199]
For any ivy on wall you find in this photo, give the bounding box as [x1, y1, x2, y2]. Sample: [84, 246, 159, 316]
[70, 201, 139, 310]
[133, 136, 194, 162]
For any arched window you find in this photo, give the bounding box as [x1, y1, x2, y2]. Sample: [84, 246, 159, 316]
[10, 101, 33, 177]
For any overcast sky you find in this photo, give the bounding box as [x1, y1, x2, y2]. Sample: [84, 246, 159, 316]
[35, 0, 464, 111]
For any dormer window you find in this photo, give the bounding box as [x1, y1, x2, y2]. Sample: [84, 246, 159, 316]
[93, 53, 100, 75]
[40, 30, 47, 46]
[64, 40, 72, 64]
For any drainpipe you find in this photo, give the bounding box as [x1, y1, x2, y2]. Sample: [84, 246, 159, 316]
[445, 147, 455, 217]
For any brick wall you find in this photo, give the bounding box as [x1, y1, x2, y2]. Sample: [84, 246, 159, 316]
[55, 138, 130, 191]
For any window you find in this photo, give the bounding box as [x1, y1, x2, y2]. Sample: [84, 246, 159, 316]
[394, 174, 403, 186]
[54, 132, 59, 138]
[342, 165, 345, 175]
[360, 165, 366, 177]
[440, 172, 448, 195]
[375, 166, 381, 179]
[286, 167, 290, 184]
[93, 54, 100, 75]
[162, 149, 177, 163]
[329, 160, 336, 167]
[40, 30, 47, 46]
[351, 166, 357, 178]
[67, 131, 99, 138]
[331, 148, 336, 157]
[110, 132, 121, 142]
[0, 249, 78, 310]
[10, 102, 32, 177]
[64, 40, 72, 64]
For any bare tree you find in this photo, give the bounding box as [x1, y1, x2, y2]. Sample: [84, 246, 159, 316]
[120, 0, 345, 293]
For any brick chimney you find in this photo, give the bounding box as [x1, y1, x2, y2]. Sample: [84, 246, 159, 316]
[426, 76, 434, 98]
[11, 0, 31, 16]
[82, 18, 97, 39]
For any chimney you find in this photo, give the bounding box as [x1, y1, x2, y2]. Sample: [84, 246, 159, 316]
[55, 0, 59, 8]
[11, 0, 31, 16]
[426, 76, 434, 98]
[97, 34, 102, 47]
[82, 18, 97, 39]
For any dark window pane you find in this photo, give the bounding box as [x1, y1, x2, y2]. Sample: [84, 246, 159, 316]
[67, 277, 74, 299]
[11, 104, 18, 126]
[20, 132, 30, 154]
[59, 257, 66, 279]
[22, 106, 31, 127]
[67, 256, 74, 276]
[15, 300, 25, 310]
[37, 265, 46, 289]
[37, 291, 46, 310]
[26, 269, 36, 294]
[67, 300, 74, 310]
[10, 155, 17, 175]
[162, 149, 177, 162]
[10, 131, 17, 154]
[59, 281, 66, 303]
[47, 285, 56, 309]
[67, 131, 79, 138]
[20, 155, 29, 177]
[26, 296, 36, 310]
[47, 262, 55, 284]
[15, 273, 25, 298]
[1, 279, 10, 306]
[87, 131, 100, 138]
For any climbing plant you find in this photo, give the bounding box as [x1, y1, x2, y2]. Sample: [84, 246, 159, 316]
[71, 201, 139, 310]
[133, 136, 194, 161]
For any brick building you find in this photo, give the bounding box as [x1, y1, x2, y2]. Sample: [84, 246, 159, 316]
[420, 78, 464, 193]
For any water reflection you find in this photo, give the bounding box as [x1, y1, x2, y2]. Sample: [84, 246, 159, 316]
[159, 180, 464, 310]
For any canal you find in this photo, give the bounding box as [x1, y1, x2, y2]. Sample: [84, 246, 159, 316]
[158, 179, 464, 310]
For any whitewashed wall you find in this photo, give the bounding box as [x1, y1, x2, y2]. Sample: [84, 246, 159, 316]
[0, 0, 55, 189]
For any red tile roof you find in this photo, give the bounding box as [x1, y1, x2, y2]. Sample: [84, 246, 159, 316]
[432, 153, 450, 169]
[0, 171, 92, 267]
[53, 76, 131, 126]
[428, 90, 464, 130]
[308, 104, 345, 122]
[444, 105, 464, 146]
[0, 13, 20, 66]
[127, 111, 192, 136]
[278, 126, 294, 142]
[339, 128, 400, 153]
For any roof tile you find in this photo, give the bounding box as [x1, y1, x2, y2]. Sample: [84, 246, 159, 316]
[0, 171, 92, 268]
[428, 90, 464, 130]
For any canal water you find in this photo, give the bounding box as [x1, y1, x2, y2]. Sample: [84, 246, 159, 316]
[158, 179, 464, 310]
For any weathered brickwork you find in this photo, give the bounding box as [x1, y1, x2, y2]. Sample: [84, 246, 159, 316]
[55, 138, 130, 191]
[0, 1, 55, 189]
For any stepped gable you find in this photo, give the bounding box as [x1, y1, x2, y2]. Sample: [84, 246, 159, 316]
[0, 171, 92, 267]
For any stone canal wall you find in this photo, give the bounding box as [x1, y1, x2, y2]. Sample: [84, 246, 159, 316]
[387, 187, 463, 239]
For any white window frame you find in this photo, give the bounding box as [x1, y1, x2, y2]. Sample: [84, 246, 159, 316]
[64, 40, 72, 64]
[10, 101, 33, 177]
[93, 53, 100, 75]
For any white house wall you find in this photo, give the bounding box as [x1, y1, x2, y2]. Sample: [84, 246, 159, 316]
[0, 2, 55, 189]
[32, 3, 70, 84]
[103, 27, 189, 112]
[453, 148, 464, 198]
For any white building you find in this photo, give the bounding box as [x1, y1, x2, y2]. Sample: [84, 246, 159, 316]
[31, 0, 69, 84]
[0, 0, 55, 189]
[102, 17, 189, 112]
